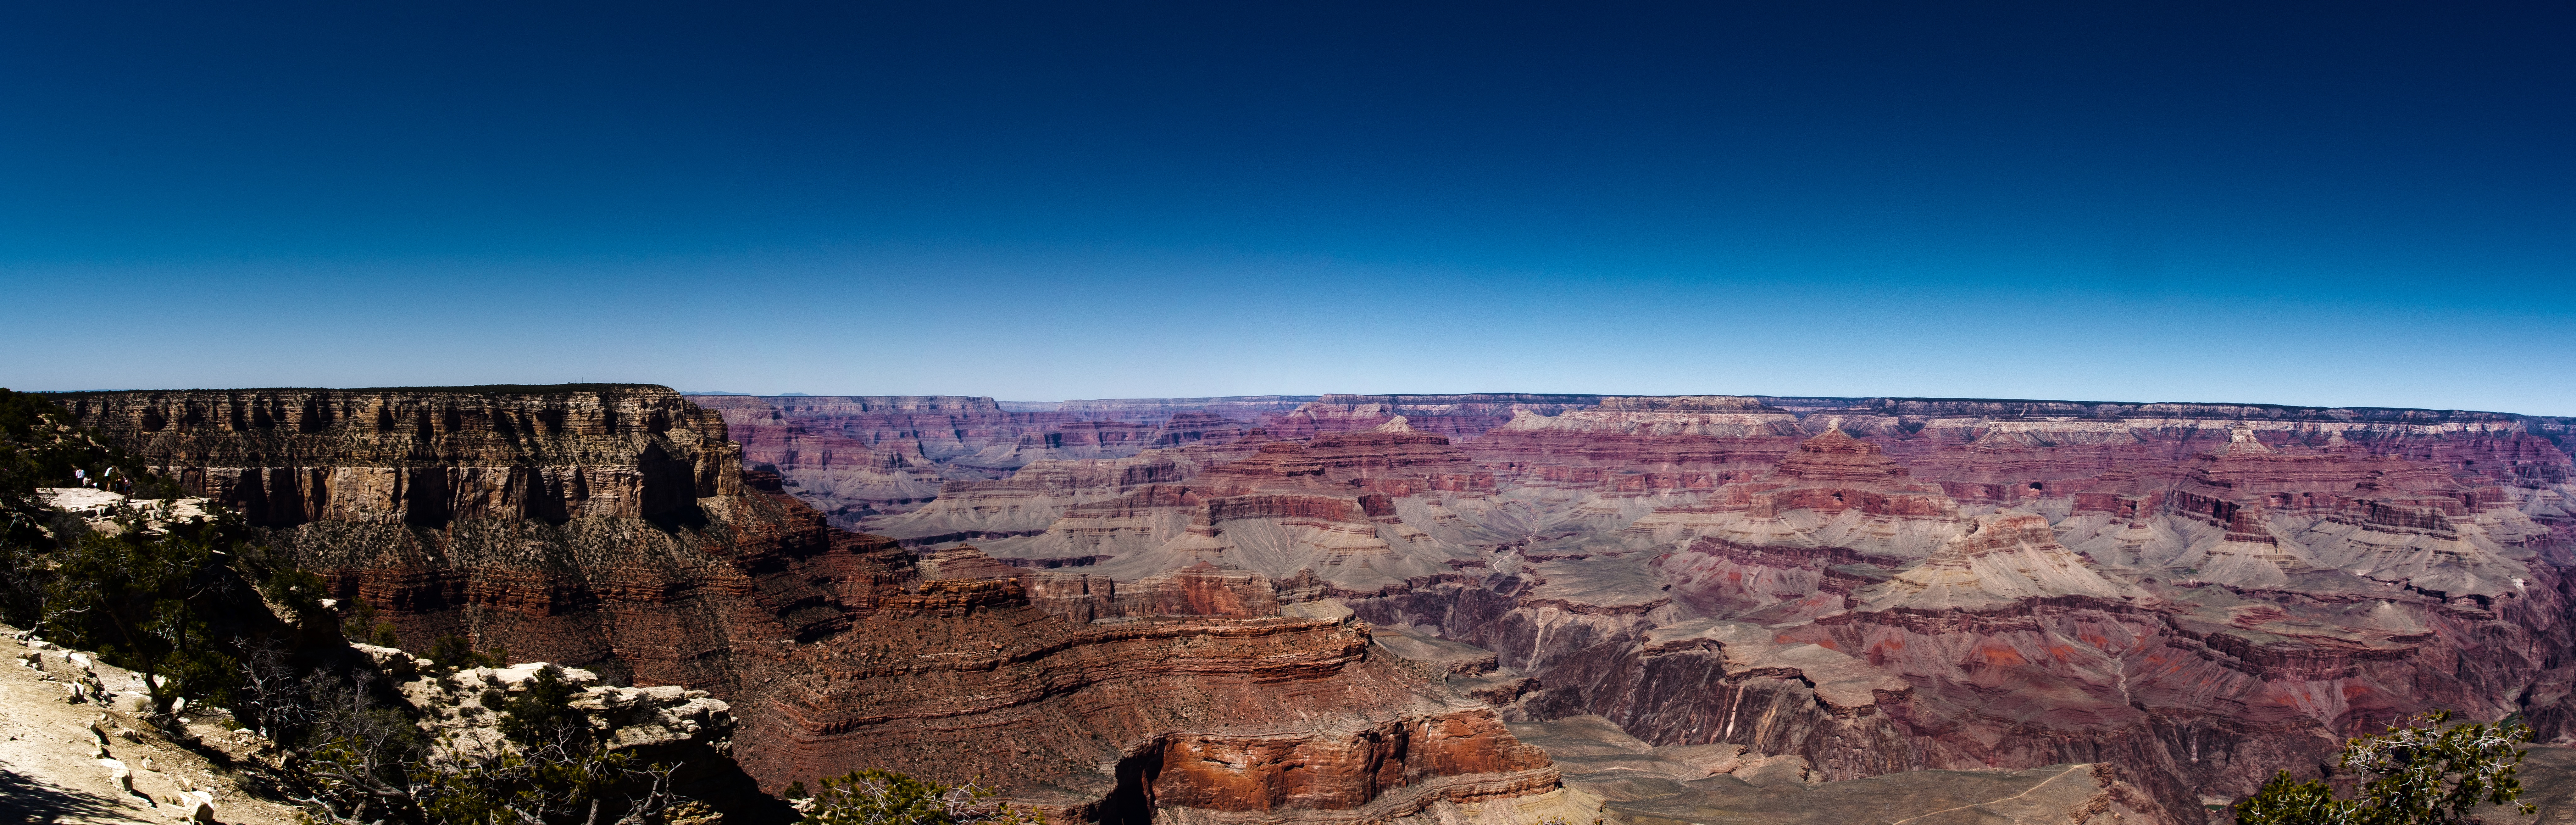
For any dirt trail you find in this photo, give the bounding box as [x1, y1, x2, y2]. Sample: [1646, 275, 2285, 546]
[0, 626, 302, 825]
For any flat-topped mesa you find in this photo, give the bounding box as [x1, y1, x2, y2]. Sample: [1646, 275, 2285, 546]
[863, 454, 1199, 546]
[1151, 411, 1254, 447]
[1771, 429, 1919, 490]
[1018, 559, 1289, 623]
[1043, 395, 1321, 422]
[1471, 399, 1806, 478]
[698, 394, 1064, 459]
[1638, 433, 1968, 618]
[57, 385, 739, 526]
[1858, 513, 2147, 611]
[1594, 395, 1776, 412]
[1196, 429, 1484, 496]
[1642, 430, 1957, 528]
[1260, 393, 1605, 440]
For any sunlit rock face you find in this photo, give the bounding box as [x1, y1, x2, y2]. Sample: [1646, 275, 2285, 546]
[63, 386, 1571, 824]
[791, 392, 2576, 824]
[61, 386, 741, 526]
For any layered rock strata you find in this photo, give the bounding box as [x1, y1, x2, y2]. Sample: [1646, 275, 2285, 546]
[1508, 715, 2168, 825]
[549, 389, 2576, 824]
[1259, 395, 1607, 440]
[691, 395, 1309, 523]
[739, 598, 1561, 824]
[62, 386, 1569, 824]
[56, 386, 739, 527]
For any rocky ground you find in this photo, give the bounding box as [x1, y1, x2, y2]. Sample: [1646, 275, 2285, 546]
[0, 627, 302, 825]
[1504, 715, 2162, 825]
[0, 623, 747, 825]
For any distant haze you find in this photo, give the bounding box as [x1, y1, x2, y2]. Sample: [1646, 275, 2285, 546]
[2, 3, 2569, 414]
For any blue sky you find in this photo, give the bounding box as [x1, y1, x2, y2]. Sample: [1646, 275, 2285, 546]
[3, 2, 2571, 413]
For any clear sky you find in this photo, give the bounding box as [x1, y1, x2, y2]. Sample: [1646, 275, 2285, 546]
[3, 2, 2571, 413]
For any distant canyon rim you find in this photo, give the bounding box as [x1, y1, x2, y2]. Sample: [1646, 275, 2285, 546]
[45, 387, 2576, 825]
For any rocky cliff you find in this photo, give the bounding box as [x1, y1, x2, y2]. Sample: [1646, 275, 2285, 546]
[60, 386, 1574, 825]
[57, 386, 740, 527]
[689, 395, 1291, 524]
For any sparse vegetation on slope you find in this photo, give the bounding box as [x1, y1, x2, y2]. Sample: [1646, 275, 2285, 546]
[789, 769, 1042, 825]
[2236, 712, 2533, 825]
[2, 388, 719, 824]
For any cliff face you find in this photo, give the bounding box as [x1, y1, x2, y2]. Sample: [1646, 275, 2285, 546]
[58, 387, 739, 527]
[690, 395, 1293, 523]
[1257, 395, 1606, 440]
[63, 386, 1568, 824]
[742, 601, 1559, 823]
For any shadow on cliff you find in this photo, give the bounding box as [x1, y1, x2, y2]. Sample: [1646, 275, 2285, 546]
[1096, 750, 1164, 825]
[683, 755, 799, 825]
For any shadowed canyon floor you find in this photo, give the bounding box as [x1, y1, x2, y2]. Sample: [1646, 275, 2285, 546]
[36, 387, 2576, 824]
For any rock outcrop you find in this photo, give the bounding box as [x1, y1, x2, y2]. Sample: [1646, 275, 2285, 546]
[56, 386, 740, 527]
[62, 386, 1572, 824]
[691, 395, 1297, 523]
[1857, 512, 2149, 610]
[1508, 715, 2167, 825]
[5, 626, 309, 825]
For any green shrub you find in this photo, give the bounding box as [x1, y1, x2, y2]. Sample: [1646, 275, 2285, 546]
[428, 634, 508, 670]
[797, 769, 1042, 825]
[286, 667, 691, 825]
[341, 597, 401, 647]
[38, 506, 261, 717]
[2236, 711, 2534, 825]
[498, 667, 590, 748]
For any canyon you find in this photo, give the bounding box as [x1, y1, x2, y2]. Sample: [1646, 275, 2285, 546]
[691, 391, 2576, 823]
[40, 386, 2576, 825]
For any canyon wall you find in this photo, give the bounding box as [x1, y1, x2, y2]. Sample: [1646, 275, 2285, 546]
[808, 391, 2576, 823]
[59, 386, 740, 527]
[60, 386, 1571, 825]
[688, 395, 1298, 525]
[66, 385, 2576, 823]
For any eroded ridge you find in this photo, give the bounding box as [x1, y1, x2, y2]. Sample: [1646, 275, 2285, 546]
[738, 393, 2576, 824]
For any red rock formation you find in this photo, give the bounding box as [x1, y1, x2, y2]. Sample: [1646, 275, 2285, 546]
[1467, 398, 1805, 484]
[65, 386, 1569, 824]
[1195, 429, 1478, 495]
[741, 604, 1558, 823]
[697, 396, 1303, 523]
[1302, 397, 2576, 824]
[1149, 412, 1254, 447]
[1259, 394, 1604, 440]
[680, 391, 2576, 824]
[1045, 396, 1321, 422]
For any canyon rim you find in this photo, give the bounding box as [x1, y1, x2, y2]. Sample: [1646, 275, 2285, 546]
[26, 385, 2576, 825]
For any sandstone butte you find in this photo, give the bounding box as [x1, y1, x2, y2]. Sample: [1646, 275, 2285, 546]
[47, 386, 2576, 825]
